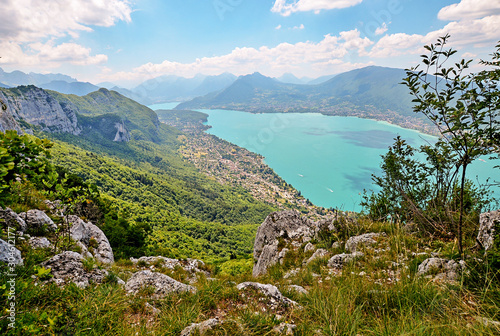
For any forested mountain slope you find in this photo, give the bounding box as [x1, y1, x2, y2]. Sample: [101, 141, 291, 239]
[0, 85, 302, 260]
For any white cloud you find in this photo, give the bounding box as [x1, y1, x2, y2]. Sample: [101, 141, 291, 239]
[368, 11, 500, 58]
[292, 24, 305, 30]
[275, 24, 282, 30]
[0, 0, 131, 72]
[431, 15, 500, 47]
[367, 33, 424, 58]
[271, 0, 363, 16]
[438, 0, 500, 21]
[0, 41, 107, 68]
[375, 23, 388, 35]
[98, 29, 372, 83]
[462, 52, 477, 58]
[30, 42, 108, 65]
[0, 0, 132, 43]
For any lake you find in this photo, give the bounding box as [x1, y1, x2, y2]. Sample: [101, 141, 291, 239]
[149, 104, 499, 212]
[201, 110, 499, 212]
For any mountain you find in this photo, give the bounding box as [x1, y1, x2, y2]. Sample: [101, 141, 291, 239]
[110, 86, 153, 105]
[96, 81, 118, 90]
[0, 82, 10, 88]
[0, 83, 281, 261]
[276, 73, 312, 84]
[0, 86, 162, 142]
[0, 67, 76, 87]
[39, 80, 100, 96]
[190, 72, 237, 97]
[133, 73, 237, 103]
[307, 74, 337, 84]
[177, 66, 434, 132]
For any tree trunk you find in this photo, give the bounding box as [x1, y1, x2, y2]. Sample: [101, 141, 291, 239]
[458, 162, 468, 257]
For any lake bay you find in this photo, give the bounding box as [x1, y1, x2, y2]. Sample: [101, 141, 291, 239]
[199, 109, 499, 212]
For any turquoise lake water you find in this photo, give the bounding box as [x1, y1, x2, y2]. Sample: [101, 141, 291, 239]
[200, 109, 499, 212]
[148, 104, 499, 212]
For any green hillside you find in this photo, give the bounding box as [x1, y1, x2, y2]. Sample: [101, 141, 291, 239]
[49, 88, 164, 142]
[0, 86, 284, 261]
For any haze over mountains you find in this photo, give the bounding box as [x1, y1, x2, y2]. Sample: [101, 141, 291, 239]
[0, 66, 432, 132]
[175, 66, 433, 133]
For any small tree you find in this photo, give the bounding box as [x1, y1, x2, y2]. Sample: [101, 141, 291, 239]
[402, 35, 500, 255]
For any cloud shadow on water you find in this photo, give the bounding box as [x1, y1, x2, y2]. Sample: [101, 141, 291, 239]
[335, 130, 400, 149]
[343, 165, 383, 194]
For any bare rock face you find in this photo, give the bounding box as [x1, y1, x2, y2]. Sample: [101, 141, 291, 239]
[273, 322, 297, 335]
[19, 210, 57, 232]
[180, 318, 221, 336]
[327, 252, 364, 269]
[0, 238, 23, 266]
[304, 242, 316, 253]
[417, 257, 466, 282]
[41, 251, 109, 288]
[287, 284, 309, 295]
[29, 237, 52, 249]
[113, 121, 131, 142]
[305, 248, 329, 265]
[477, 210, 500, 251]
[130, 256, 207, 274]
[253, 211, 315, 277]
[125, 270, 196, 297]
[69, 215, 114, 264]
[236, 282, 298, 307]
[0, 207, 27, 232]
[345, 232, 385, 252]
[0, 86, 81, 135]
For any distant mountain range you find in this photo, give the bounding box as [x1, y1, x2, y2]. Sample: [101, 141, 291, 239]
[133, 73, 237, 103]
[176, 66, 436, 134]
[39, 80, 100, 96]
[0, 66, 436, 133]
[275, 73, 312, 85]
[0, 67, 76, 87]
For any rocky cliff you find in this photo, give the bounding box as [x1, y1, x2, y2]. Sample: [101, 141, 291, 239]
[0, 86, 81, 135]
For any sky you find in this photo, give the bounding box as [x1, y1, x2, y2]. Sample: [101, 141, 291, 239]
[1, 0, 499, 88]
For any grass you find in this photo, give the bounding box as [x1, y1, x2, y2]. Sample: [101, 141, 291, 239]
[1, 218, 500, 335]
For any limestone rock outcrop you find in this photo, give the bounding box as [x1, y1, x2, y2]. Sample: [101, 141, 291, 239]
[287, 284, 309, 295]
[180, 318, 221, 336]
[327, 252, 363, 269]
[69, 215, 114, 264]
[130, 256, 207, 275]
[253, 210, 316, 277]
[417, 257, 466, 282]
[41, 251, 109, 288]
[0, 238, 23, 265]
[29, 237, 52, 249]
[113, 121, 131, 142]
[345, 232, 386, 252]
[305, 248, 329, 265]
[236, 282, 298, 308]
[125, 270, 196, 297]
[0, 86, 81, 135]
[477, 210, 500, 251]
[19, 209, 57, 232]
[0, 207, 27, 232]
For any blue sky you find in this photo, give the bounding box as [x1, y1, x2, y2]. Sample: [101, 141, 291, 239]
[1, 0, 499, 87]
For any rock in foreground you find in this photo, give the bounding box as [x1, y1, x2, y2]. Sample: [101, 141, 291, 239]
[253, 210, 318, 277]
[125, 270, 196, 298]
[41, 251, 109, 288]
[69, 215, 114, 264]
[477, 210, 500, 251]
[0, 238, 23, 265]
